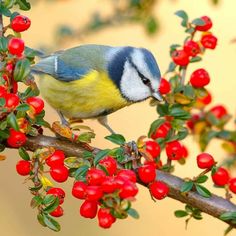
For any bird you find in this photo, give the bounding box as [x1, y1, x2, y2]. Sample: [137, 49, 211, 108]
[31, 44, 162, 134]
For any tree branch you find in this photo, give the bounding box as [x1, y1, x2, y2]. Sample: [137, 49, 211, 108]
[0, 1, 3, 37]
[21, 135, 236, 228]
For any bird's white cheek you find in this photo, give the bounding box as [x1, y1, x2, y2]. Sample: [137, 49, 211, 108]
[120, 63, 151, 102]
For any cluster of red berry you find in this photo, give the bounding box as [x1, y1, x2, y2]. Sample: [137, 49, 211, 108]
[195, 153, 236, 195]
[0, 14, 44, 148]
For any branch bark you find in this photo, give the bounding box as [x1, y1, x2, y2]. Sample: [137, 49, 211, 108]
[22, 135, 236, 228]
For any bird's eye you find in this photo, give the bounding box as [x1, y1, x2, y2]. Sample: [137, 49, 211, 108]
[141, 76, 150, 85]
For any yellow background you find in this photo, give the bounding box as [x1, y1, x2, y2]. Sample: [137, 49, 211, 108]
[0, 0, 236, 235]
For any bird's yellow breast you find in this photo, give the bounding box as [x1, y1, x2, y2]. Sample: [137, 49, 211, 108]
[39, 70, 130, 119]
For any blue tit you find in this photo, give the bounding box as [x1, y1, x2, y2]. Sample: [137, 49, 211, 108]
[31, 44, 162, 133]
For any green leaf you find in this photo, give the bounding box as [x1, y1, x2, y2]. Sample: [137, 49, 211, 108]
[145, 16, 158, 35]
[199, 130, 218, 151]
[43, 197, 60, 214]
[180, 181, 193, 193]
[77, 132, 95, 143]
[190, 56, 202, 63]
[42, 195, 56, 205]
[18, 147, 30, 160]
[0, 97, 6, 106]
[0, 6, 11, 16]
[166, 62, 177, 73]
[16, 103, 30, 111]
[192, 18, 205, 26]
[7, 112, 19, 131]
[13, 59, 31, 82]
[220, 212, 236, 221]
[0, 129, 9, 139]
[105, 134, 126, 145]
[157, 103, 169, 116]
[196, 175, 208, 184]
[177, 128, 188, 140]
[0, 120, 7, 130]
[175, 10, 189, 27]
[183, 85, 195, 99]
[127, 208, 139, 219]
[74, 165, 89, 180]
[169, 106, 191, 120]
[174, 210, 188, 218]
[93, 149, 110, 166]
[15, 0, 31, 10]
[3, 0, 16, 9]
[195, 184, 211, 198]
[31, 195, 43, 208]
[37, 213, 47, 227]
[0, 37, 8, 52]
[42, 214, 61, 232]
[148, 119, 165, 138]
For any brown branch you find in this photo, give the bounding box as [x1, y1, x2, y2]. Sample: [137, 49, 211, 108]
[0, 1, 3, 38]
[20, 135, 236, 228]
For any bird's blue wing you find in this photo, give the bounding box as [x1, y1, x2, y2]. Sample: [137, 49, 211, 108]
[32, 45, 111, 82]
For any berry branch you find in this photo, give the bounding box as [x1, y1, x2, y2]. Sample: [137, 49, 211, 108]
[14, 135, 236, 229]
[1, 2, 236, 234]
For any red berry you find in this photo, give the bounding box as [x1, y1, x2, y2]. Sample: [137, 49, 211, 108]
[138, 164, 156, 184]
[8, 38, 25, 56]
[197, 153, 215, 169]
[201, 34, 217, 49]
[149, 181, 169, 200]
[197, 90, 212, 105]
[172, 50, 189, 66]
[119, 180, 138, 199]
[101, 177, 118, 193]
[209, 105, 227, 119]
[86, 168, 106, 186]
[212, 167, 230, 186]
[50, 205, 64, 217]
[229, 178, 236, 194]
[117, 169, 137, 183]
[99, 156, 117, 176]
[159, 78, 171, 94]
[151, 121, 171, 140]
[190, 68, 210, 88]
[16, 160, 31, 176]
[184, 40, 200, 57]
[11, 15, 31, 32]
[72, 181, 87, 199]
[182, 145, 189, 158]
[5, 62, 14, 74]
[195, 16, 212, 31]
[145, 140, 161, 158]
[46, 150, 65, 168]
[50, 166, 69, 183]
[80, 200, 98, 219]
[165, 140, 183, 160]
[47, 187, 65, 205]
[85, 186, 103, 201]
[98, 208, 115, 229]
[0, 86, 7, 97]
[4, 93, 20, 110]
[7, 128, 26, 148]
[115, 176, 126, 188]
[26, 97, 44, 114]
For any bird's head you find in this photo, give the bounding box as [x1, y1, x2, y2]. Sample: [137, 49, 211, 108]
[108, 47, 162, 102]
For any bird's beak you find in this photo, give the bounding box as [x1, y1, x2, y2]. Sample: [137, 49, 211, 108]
[152, 92, 163, 102]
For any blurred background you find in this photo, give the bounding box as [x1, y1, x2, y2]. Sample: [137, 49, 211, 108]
[0, 0, 236, 235]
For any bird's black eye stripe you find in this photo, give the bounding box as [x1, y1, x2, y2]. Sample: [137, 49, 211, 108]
[128, 59, 151, 85]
